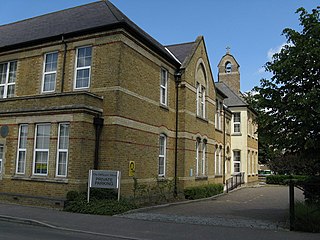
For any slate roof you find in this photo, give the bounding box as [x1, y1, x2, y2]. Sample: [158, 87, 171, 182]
[0, 1, 179, 67]
[166, 42, 196, 64]
[215, 82, 248, 107]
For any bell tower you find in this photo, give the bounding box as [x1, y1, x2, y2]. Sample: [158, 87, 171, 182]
[218, 47, 241, 93]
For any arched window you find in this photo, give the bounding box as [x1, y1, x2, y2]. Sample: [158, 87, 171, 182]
[195, 61, 207, 119]
[225, 62, 232, 73]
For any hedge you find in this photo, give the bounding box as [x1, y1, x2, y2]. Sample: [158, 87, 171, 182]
[184, 183, 224, 200]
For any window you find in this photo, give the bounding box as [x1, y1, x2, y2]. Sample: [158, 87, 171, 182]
[16, 125, 28, 174]
[33, 124, 50, 175]
[74, 46, 92, 89]
[225, 62, 232, 73]
[248, 150, 251, 175]
[196, 83, 206, 118]
[201, 141, 207, 175]
[0, 61, 17, 99]
[215, 146, 222, 175]
[0, 144, 3, 173]
[158, 134, 166, 176]
[160, 68, 168, 106]
[195, 138, 200, 176]
[215, 100, 223, 130]
[233, 150, 241, 173]
[233, 112, 241, 133]
[42, 52, 58, 92]
[56, 123, 70, 177]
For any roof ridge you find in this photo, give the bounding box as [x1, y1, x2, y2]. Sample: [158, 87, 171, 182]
[165, 41, 195, 47]
[104, 0, 125, 22]
[0, 1, 101, 29]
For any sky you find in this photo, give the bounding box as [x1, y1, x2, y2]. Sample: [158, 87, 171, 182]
[0, 0, 317, 92]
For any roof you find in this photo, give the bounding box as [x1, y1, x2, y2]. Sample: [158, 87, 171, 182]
[215, 82, 248, 107]
[166, 42, 196, 64]
[0, 1, 179, 67]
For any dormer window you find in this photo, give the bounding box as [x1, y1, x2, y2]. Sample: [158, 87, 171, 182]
[225, 62, 232, 73]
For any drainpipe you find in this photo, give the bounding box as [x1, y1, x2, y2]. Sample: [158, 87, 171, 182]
[174, 71, 182, 197]
[93, 116, 104, 170]
[223, 107, 226, 184]
[61, 35, 67, 93]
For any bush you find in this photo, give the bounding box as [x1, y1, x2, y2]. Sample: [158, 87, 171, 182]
[64, 190, 137, 215]
[294, 201, 320, 233]
[266, 175, 307, 185]
[184, 184, 223, 200]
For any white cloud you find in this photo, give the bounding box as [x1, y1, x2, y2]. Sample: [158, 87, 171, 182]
[267, 43, 286, 61]
[258, 67, 265, 74]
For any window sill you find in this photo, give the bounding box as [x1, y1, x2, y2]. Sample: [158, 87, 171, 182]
[215, 128, 223, 133]
[232, 133, 242, 136]
[215, 175, 223, 178]
[12, 175, 68, 184]
[157, 176, 170, 182]
[196, 116, 208, 123]
[159, 104, 169, 111]
[195, 176, 208, 181]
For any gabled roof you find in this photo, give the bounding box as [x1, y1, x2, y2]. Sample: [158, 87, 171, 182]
[166, 41, 196, 64]
[215, 82, 248, 107]
[0, 1, 179, 67]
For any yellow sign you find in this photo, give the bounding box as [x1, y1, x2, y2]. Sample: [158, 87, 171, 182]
[129, 161, 135, 177]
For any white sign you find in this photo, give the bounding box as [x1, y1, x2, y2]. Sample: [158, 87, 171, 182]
[87, 170, 121, 202]
[89, 170, 119, 189]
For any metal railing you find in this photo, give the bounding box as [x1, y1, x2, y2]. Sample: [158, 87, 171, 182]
[226, 172, 245, 193]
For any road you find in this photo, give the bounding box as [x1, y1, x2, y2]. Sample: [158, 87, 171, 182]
[0, 185, 319, 240]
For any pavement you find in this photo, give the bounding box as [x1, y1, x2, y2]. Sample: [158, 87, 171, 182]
[0, 185, 319, 239]
[121, 185, 305, 230]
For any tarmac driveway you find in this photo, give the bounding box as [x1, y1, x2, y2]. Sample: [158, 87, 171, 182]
[121, 185, 304, 230]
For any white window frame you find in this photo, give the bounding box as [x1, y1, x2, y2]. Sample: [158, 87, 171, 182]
[74, 46, 92, 89]
[160, 68, 168, 106]
[0, 61, 17, 99]
[215, 146, 222, 175]
[56, 123, 70, 177]
[195, 138, 200, 176]
[233, 112, 241, 133]
[202, 141, 207, 175]
[42, 52, 58, 93]
[158, 134, 167, 177]
[233, 150, 241, 173]
[16, 124, 28, 174]
[196, 83, 206, 118]
[0, 144, 3, 174]
[33, 124, 50, 176]
[215, 100, 223, 130]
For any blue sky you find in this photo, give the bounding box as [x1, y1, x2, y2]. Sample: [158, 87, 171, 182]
[0, 0, 317, 92]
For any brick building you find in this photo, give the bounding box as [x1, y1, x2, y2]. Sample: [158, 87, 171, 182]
[0, 1, 257, 204]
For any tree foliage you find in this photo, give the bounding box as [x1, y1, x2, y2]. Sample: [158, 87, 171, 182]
[249, 7, 320, 174]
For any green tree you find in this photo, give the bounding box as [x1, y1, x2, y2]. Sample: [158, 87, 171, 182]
[250, 7, 320, 175]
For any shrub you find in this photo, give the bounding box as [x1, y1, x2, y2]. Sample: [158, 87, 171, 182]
[64, 191, 137, 215]
[266, 175, 307, 185]
[294, 201, 320, 232]
[184, 184, 223, 200]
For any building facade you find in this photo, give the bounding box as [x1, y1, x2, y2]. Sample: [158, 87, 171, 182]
[0, 1, 258, 204]
[216, 51, 259, 183]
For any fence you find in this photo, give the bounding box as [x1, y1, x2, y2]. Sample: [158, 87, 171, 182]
[226, 172, 245, 193]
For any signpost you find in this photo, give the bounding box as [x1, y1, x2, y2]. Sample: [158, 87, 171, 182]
[87, 170, 121, 202]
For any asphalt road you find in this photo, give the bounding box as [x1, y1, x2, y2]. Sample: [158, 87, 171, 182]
[0, 185, 319, 240]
